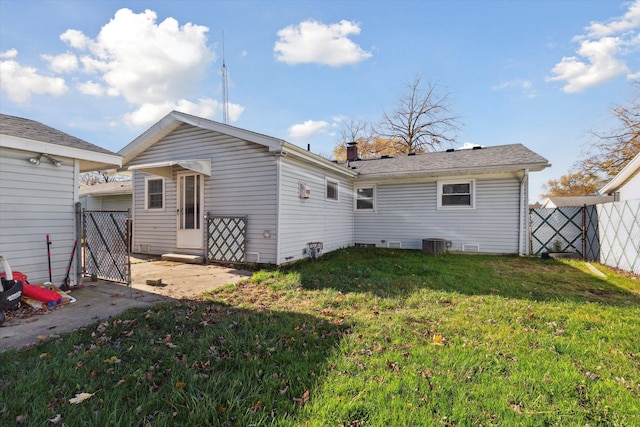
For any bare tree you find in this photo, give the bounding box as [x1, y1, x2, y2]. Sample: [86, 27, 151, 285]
[377, 75, 460, 153]
[580, 80, 639, 180]
[79, 171, 130, 186]
[339, 118, 371, 145]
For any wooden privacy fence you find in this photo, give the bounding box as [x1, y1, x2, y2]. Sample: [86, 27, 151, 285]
[530, 200, 640, 275]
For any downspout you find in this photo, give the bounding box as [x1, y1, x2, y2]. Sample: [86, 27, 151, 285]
[275, 152, 283, 265]
[518, 169, 529, 256]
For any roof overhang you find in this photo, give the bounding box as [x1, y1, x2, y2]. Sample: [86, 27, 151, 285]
[119, 111, 285, 166]
[1, 134, 122, 172]
[600, 152, 640, 195]
[355, 162, 550, 182]
[128, 159, 211, 179]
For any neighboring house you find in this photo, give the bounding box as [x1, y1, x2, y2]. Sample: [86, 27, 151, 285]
[540, 196, 614, 208]
[80, 181, 133, 211]
[119, 111, 550, 264]
[600, 152, 640, 201]
[0, 114, 121, 286]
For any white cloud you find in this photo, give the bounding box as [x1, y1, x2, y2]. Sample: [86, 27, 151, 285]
[43, 52, 78, 73]
[274, 20, 372, 66]
[491, 79, 537, 98]
[628, 70, 640, 79]
[584, 0, 640, 38]
[548, 1, 640, 93]
[0, 53, 68, 103]
[288, 120, 329, 139]
[122, 97, 246, 127]
[0, 49, 18, 59]
[3, 8, 235, 127]
[77, 80, 106, 96]
[547, 37, 629, 93]
[65, 8, 215, 107]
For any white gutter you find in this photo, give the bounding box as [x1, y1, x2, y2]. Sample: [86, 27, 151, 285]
[1, 134, 122, 167]
[356, 162, 549, 182]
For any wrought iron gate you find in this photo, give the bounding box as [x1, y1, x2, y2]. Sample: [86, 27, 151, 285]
[206, 214, 247, 263]
[83, 210, 131, 284]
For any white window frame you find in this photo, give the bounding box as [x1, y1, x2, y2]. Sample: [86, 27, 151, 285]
[145, 177, 165, 211]
[355, 185, 376, 211]
[325, 178, 339, 202]
[437, 179, 475, 210]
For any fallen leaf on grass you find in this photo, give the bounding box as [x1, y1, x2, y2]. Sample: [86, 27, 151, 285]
[48, 414, 61, 423]
[39, 352, 50, 358]
[69, 392, 96, 404]
[293, 389, 310, 406]
[175, 382, 187, 389]
[433, 334, 446, 345]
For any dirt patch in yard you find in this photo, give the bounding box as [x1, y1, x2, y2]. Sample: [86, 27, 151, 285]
[128, 257, 253, 299]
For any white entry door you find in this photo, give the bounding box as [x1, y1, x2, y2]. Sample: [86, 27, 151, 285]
[176, 172, 204, 249]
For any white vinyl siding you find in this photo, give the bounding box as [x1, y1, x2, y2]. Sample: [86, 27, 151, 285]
[278, 158, 354, 263]
[0, 147, 79, 285]
[129, 124, 278, 262]
[80, 194, 131, 211]
[354, 176, 521, 253]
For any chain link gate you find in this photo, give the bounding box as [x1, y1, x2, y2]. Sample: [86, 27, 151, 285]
[206, 214, 247, 263]
[83, 210, 131, 285]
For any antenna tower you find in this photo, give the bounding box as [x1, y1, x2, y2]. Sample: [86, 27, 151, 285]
[221, 31, 229, 124]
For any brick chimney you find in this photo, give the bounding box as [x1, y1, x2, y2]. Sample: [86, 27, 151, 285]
[346, 142, 358, 161]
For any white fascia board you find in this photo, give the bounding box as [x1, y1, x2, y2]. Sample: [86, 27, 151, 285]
[357, 163, 549, 182]
[600, 152, 640, 194]
[0, 134, 122, 167]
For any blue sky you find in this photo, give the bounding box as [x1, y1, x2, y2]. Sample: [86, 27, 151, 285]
[1, 0, 639, 201]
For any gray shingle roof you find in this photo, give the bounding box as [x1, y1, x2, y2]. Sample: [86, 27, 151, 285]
[79, 181, 132, 195]
[347, 143, 549, 176]
[0, 113, 116, 156]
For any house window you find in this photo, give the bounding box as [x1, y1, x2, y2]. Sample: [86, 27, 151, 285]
[437, 180, 475, 209]
[145, 177, 165, 211]
[326, 178, 339, 201]
[356, 186, 375, 210]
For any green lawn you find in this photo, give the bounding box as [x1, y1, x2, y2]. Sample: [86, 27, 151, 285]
[1, 248, 639, 426]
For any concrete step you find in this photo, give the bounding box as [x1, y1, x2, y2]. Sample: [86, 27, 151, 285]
[161, 253, 204, 264]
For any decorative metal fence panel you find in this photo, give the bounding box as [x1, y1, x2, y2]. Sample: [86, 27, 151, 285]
[597, 200, 640, 275]
[83, 210, 131, 284]
[530, 207, 584, 255]
[583, 205, 600, 261]
[206, 215, 247, 263]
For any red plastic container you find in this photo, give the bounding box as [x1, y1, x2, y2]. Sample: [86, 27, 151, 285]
[22, 283, 62, 306]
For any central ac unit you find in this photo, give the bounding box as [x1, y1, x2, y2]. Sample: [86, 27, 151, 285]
[422, 238, 446, 255]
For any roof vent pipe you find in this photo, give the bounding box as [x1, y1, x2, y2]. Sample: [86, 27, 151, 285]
[346, 142, 358, 161]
